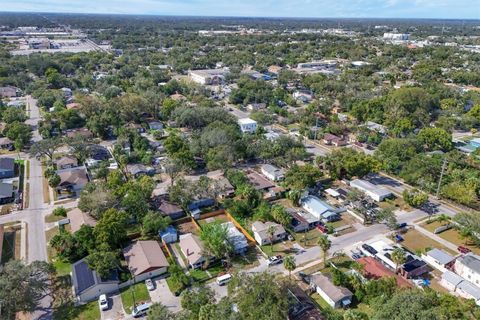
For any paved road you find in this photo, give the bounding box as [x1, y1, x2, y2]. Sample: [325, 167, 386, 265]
[223, 103, 251, 119]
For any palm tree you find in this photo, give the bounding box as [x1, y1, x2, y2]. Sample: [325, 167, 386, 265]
[436, 214, 449, 225]
[283, 255, 296, 279]
[267, 225, 277, 251]
[318, 235, 331, 268]
[458, 228, 472, 245]
[391, 247, 406, 274]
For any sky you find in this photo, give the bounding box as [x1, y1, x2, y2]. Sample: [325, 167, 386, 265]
[0, 0, 479, 19]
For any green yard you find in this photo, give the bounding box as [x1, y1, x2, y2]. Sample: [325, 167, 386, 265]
[53, 301, 100, 320]
[422, 220, 480, 255]
[53, 259, 72, 276]
[293, 228, 323, 248]
[120, 282, 150, 313]
[261, 240, 295, 257]
[400, 228, 457, 255]
[190, 269, 210, 282]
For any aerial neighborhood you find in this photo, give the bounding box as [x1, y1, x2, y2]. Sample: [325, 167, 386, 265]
[0, 7, 480, 320]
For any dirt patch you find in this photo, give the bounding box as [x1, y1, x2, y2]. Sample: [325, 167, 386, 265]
[175, 220, 200, 236]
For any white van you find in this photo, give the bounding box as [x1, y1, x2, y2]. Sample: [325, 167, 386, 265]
[216, 273, 232, 286]
[132, 302, 151, 318]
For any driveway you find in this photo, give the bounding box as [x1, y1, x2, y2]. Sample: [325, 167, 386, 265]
[207, 280, 229, 301]
[149, 278, 182, 313]
[101, 293, 126, 320]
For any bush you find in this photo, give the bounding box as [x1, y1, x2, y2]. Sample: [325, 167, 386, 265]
[52, 207, 67, 217]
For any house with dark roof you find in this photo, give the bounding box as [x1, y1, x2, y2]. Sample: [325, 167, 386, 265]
[288, 286, 325, 320]
[156, 199, 185, 220]
[123, 240, 170, 282]
[0, 182, 14, 204]
[0, 158, 15, 179]
[0, 137, 14, 151]
[71, 258, 119, 302]
[56, 167, 89, 198]
[55, 155, 78, 170]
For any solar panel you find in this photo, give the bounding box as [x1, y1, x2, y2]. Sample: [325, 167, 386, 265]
[74, 261, 95, 293]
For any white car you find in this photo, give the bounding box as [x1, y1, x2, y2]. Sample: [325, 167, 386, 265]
[145, 278, 155, 291]
[98, 294, 108, 311]
[267, 255, 283, 266]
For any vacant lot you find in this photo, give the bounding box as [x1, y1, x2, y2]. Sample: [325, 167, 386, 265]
[400, 228, 456, 255]
[293, 228, 323, 248]
[176, 219, 200, 236]
[422, 220, 480, 255]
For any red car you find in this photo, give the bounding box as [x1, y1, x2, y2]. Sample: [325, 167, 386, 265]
[458, 246, 471, 254]
[316, 225, 327, 233]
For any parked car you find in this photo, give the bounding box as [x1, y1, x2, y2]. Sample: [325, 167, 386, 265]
[458, 246, 471, 254]
[98, 294, 108, 311]
[396, 222, 407, 229]
[352, 253, 362, 260]
[132, 302, 151, 318]
[145, 278, 155, 291]
[267, 255, 283, 266]
[316, 225, 328, 233]
[395, 234, 404, 242]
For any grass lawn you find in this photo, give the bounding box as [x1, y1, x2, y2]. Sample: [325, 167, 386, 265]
[120, 282, 150, 313]
[378, 196, 411, 211]
[45, 213, 66, 223]
[166, 276, 184, 294]
[46, 225, 61, 260]
[231, 247, 260, 269]
[422, 221, 480, 255]
[401, 229, 457, 255]
[198, 214, 229, 227]
[261, 240, 295, 257]
[53, 301, 100, 320]
[190, 269, 210, 282]
[1, 230, 16, 263]
[293, 228, 323, 248]
[207, 264, 225, 277]
[311, 292, 332, 310]
[173, 243, 189, 266]
[53, 259, 72, 276]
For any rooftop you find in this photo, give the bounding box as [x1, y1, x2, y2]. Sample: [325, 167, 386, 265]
[67, 208, 97, 233]
[458, 253, 480, 273]
[123, 240, 169, 276]
[425, 248, 455, 265]
[310, 273, 352, 303]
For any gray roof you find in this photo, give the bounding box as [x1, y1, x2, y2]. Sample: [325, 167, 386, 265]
[73, 260, 96, 293]
[0, 182, 13, 198]
[310, 273, 352, 303]
[457, 280, 480, 300]
[426, 248, 455, 265]
[441, 270, 463, 287]
[459, 253, 480, 273]
[0, 158, 14, 171]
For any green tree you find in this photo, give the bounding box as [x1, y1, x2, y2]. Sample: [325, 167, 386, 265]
[391, 247, 406, 274]
[4, 122, 32, 150]
[418, 127, 453, 152]
[147, 303, 174, 320]
[93, 208, 128, 248]
[283, 255, 296, 279]
[200, 223, 234, 265]
[180, 285, 215, 317]
[228, 272, 289, 320]
[29, 137, 63, 163]
[284, 164, 322, 189]
[142, 211, 172, 238]
[403, 189, 428, 208]
[0, 260, 54, 319]
[85, 244, 120, 278]
[318, 235, 331, 268]
[376, 206, 398, 230]
[323, 148, 380, 180]
[270, 205, 291, 226]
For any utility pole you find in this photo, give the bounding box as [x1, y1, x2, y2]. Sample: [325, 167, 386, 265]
[436, 157, 448, 199]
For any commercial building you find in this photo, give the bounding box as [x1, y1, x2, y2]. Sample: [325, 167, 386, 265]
[383, 33, 410, 41]
[349, 179, 393, 202]
[188, 68, 229, 85]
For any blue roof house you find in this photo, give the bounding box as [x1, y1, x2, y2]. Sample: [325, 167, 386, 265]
[159, 226, 178, 244]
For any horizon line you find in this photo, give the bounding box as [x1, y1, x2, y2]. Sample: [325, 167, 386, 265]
[1, 10, 479, 22]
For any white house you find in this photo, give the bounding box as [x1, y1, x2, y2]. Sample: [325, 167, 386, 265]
[251, 221, 287, 245]
[71, 259, 119, 302]
[260, 164, 284, 181]
[441, 270, 480, 305]
[310, 273, 352, 309]
[455, 253, 480, 287]
[238, 118, 257, 134]
[300, 195, 342, 222]
[222, 222, 249, 254]
[349, 179, 392, 202]
[179, 233, 208, 269]
[421, 248, 455, 273]
[188, 68, 229, 85]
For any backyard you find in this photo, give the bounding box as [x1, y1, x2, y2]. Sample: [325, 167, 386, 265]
[52, 300, 100, 320]
[293, 228, 324, 248]
[261, 240, 296, 257]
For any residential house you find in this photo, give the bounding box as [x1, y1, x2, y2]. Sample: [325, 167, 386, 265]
[0, 158, 15, 179]
[289, 209, 318, 232]
[66, 103, 80, 110]
[287, 285, 325, 320]
[159, 226, 177, 244]
[0, 86, 20, 98]
[123, 240, 170, 282]
[322, 133, 346, 147]
[238, 118, 258, 134]
[349, 179, 393, 202]
[364, 121, 387, 135]
[246, 103, 266, 111]
[260, 164, 285, 182]
[357, 256, 412, 288]
[400, 258, 430, 279]
[293, 90, 314, 103]
[55, 155, 78, 170]
[310, 273, 353, 309]
[441, 270, 480, 305]
[222, 222, 249, 254]
[179, 233, 208, 269]
[126, 163, 155, 178]
[245, 169, 275, 191]
[0, 182, 14, 204]
[455, 253, 480, 286]
[300, 196, 342, 223]
[66, 128, 93, 139]
[127, 123, 145, 133]
[71, 258, 119, 302]
[56, 167, 89, 197]
[67, 208, 97, 233]
[0, 137, 14, 151]
[251, 221, 287, 245]
[156, 198, 185, 220]
[188, 68, 229, 85]
[421, 248, 456, 273]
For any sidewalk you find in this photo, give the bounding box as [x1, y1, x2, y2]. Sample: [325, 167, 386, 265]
[414, 224, 458, 252]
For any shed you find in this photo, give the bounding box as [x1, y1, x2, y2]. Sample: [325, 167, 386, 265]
[159, 226, 177, 244]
